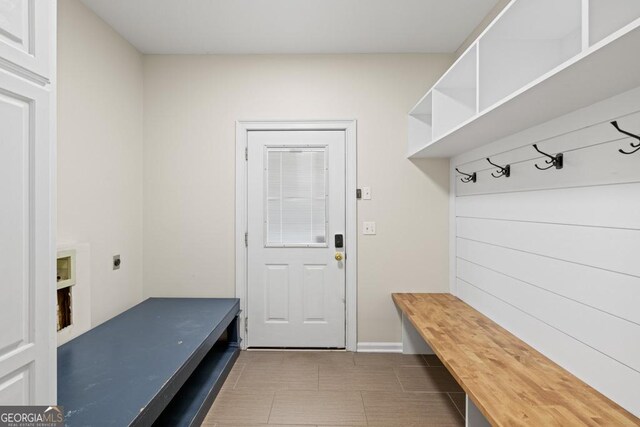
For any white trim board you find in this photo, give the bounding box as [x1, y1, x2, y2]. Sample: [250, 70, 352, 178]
[235, 120, 358, 351]
[357, 342, 403, 353]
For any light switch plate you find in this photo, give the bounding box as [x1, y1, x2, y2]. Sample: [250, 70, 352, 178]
[363, 221, 376, 235]
[362, 187, 371, 200]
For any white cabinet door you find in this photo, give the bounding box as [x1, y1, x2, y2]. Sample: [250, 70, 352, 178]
[0, 1, 55, 405]
[247, 130, 346, 348]
[0, 0, 52, 81]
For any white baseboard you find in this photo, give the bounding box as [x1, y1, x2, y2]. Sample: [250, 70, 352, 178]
[356, 342, 403, 353]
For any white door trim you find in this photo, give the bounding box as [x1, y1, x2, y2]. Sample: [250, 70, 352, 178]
[236, 120, 357, 351]
[0, 2, 56, 403]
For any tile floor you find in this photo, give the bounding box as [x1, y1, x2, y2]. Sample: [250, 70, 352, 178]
[203, 351, 465, 426]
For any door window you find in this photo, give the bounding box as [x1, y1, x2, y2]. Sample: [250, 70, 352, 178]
[265, 147, 328, 246]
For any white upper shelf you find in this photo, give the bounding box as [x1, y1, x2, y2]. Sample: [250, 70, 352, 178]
[408, 0, 640, 158]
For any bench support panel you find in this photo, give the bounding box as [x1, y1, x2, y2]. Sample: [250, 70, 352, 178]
[153, 316, 241, 427]
[401, 312, 434, 355]
[466, 396, 491, 427]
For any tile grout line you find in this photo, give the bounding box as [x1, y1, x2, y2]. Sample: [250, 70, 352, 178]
[231, 363, 246, 390]
[359, 390, 369, 427]
[422, 353, 431, 367]
[447, 392, 466, 422]
[265, 390, 276, 425]
[394, 366, 407, 393]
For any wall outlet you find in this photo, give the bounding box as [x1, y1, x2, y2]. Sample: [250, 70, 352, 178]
[362, 187, 371, 200]
[363, 221, 376, 235]
[113, 255, 121, 270]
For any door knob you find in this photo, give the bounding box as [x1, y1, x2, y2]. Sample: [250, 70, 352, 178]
[335, 252, 344, 261]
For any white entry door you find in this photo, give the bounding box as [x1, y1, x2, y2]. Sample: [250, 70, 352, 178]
[247, 130, 346, 348]
[0, 1, 55, 404]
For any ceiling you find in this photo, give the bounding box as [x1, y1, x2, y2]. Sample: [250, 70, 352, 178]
[80, 0, 499, 54]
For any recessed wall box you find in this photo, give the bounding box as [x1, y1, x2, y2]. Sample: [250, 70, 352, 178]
[57, 250, 76, 289]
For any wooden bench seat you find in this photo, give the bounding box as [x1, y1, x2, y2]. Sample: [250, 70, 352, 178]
[58, 298, 240, 426]
[393, 293, 639, 426]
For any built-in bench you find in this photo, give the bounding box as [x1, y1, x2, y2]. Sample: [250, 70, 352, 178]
[58, 298, 240, 426]
[393, 293, 639, 426]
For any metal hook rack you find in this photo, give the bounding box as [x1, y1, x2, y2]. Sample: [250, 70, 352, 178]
[455, 168, 476, 183]
[486, 157, 510, 178]
[611, 121, 640, 155]
[533, 144, 563, 170]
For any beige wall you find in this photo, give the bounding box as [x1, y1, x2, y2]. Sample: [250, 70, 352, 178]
[143, 54, 452, 343]
[57, 0, 144, 326]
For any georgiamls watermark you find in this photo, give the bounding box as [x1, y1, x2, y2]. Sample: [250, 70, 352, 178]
[0, 406, 64, 427]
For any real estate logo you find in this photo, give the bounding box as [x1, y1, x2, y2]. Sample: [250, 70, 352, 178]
[0, 406, 64, 427]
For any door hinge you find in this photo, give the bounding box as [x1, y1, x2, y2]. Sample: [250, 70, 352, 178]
[244, 232, 248, 247]
[245, 317, 248, 334]
[245, 147, 248, 161]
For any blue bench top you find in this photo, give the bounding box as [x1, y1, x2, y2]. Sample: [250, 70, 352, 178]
[58, 297, 239, 426]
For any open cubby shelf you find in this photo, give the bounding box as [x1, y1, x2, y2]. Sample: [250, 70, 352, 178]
[408, 0, 640, 158]
[589, 0, 640, 46]
[433, 45, 477, 139]
[154, 342, 238, 426]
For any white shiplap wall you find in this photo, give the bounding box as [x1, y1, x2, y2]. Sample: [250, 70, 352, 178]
[451, 85, 640, 417]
